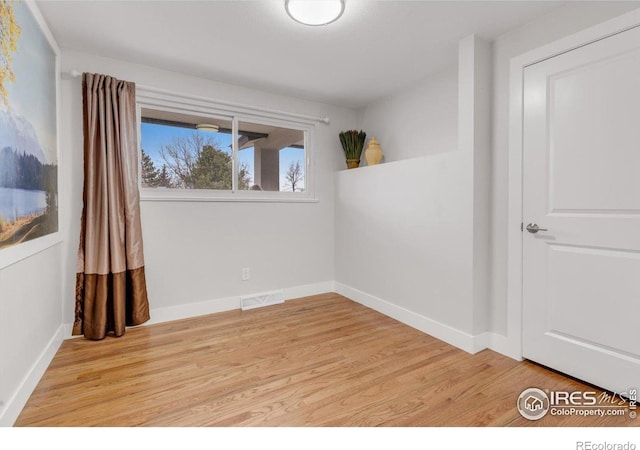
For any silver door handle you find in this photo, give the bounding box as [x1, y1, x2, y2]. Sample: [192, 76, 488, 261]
[526, 223, 548, 234]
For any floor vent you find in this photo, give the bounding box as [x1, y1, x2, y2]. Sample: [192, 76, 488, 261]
[240, 290, 285, 311]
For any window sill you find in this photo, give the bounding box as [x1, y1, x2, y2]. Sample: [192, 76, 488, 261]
[140, 191, 319, 203]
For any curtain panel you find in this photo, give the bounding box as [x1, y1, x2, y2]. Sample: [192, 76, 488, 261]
[73, 73, 150, 340]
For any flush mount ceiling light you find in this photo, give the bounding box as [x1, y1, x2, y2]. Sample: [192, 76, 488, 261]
[196, 124, 219, 133]
[285, 0, 345, 26]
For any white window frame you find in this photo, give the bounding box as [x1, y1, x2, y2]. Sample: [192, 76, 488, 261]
[136, 87, 317, 203]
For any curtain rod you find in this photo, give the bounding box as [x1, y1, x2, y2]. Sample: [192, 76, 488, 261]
[67, 69, 331, 125]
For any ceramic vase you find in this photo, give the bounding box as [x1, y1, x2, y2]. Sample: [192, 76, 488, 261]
[364, 137, 383, 166]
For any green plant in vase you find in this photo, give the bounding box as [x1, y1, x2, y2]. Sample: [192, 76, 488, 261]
[339, 130, 366, 169]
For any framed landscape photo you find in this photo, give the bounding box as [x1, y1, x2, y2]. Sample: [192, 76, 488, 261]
[0, 0, 60, 269]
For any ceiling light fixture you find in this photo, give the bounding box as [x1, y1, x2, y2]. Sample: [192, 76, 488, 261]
[285, 0, 345, 26]
[196, 124, 219, 133]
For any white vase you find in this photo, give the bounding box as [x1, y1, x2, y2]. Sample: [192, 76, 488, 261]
[364, 137, 383, 166]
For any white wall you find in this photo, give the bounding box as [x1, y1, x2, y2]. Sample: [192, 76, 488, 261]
[335, 152, 475, 337]
[458, 35, 492, 336]
[59, 50, 357, 326]
[489, 2, 640, 336]
[0, 245, 63, 426]
[335, 35, 492, 353]
[357, 66, 458, 163]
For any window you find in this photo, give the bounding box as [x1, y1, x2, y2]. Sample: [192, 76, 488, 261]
[237, 121, 306, 193]
[137, 91, 314, 202]
[141, 110, 234, 191]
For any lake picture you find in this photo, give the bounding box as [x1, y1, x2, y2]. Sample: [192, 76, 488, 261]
[0, 187, 47, 221]
[0, 1, 58, 251]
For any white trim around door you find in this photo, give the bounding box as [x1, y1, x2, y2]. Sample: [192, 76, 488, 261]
[507, 7, 640, 360]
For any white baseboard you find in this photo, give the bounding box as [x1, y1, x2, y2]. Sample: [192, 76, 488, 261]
[0, 325, 64, 427]
[145, 294, 240, 326]
[60, 280, 520, 360]
[62, 322, 75, 339]
[284, 280, 335, 301]
[487, 332, 523, 361]
[62, 280, 336, 338]
[335, 282, 491, 355]
[146, 280, 336, 326]
[471, 331, 491, 354]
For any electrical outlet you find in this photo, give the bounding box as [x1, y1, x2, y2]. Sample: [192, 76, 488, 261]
[241, 267, 250, 281]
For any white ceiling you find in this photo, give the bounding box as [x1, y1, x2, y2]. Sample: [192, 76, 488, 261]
[39, 0, 573, 109]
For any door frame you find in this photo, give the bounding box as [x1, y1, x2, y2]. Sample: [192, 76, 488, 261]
[506, 8, 640, 360]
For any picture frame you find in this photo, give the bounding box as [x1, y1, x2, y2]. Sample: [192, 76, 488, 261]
[0, 0, 61, 270]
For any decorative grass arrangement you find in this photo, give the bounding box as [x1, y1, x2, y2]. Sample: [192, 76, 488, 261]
[339, 130, 366, 169]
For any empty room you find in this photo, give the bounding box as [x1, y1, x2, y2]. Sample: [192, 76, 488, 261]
[1, 0, 639, 443]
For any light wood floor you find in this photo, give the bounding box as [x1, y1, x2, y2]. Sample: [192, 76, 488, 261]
[15, 293, 637, 426]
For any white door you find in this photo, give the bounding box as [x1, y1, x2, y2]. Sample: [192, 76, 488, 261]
[523, 25, 640, 394]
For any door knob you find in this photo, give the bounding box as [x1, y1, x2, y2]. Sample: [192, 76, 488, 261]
[526, 223, 548, 234]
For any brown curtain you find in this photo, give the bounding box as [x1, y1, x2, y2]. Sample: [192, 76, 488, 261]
[73, 73, 150, 340]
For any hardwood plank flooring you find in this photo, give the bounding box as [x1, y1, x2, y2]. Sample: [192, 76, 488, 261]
[15, 293, 637, 426]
